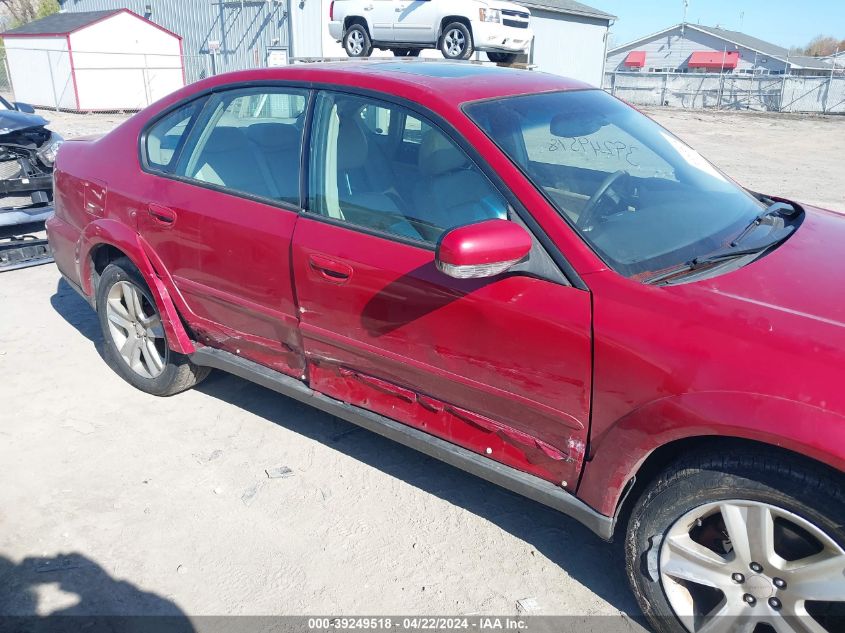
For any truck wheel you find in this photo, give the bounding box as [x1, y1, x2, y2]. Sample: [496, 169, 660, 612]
[626, 447, 845, 633]
[440, 22, 473, 60]
[96, 258, 209, 397]
[487, 52, 519, 64]
[343, 24, 373, 58]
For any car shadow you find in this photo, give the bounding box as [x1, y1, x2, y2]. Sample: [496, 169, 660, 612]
[51, 278, 103, 349]
[49, 278, 640, 618]
[0, 552, 194, 630]
[195, 371, 641, 617]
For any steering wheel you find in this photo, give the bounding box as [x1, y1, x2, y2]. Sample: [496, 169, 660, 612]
[577, 170, 628, 230]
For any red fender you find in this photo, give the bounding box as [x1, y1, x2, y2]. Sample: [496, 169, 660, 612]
[79, 219, 195, 356]
[577, 391, 845, 517]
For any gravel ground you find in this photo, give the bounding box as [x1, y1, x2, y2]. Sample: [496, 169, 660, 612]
[0, 106, 843, 622]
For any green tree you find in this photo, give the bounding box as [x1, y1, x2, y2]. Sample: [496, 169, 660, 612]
[0, 0, 59, 28]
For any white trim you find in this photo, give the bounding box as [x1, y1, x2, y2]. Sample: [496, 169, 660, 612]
[519, 2, 615, 22]
[607, 24, 685, 55]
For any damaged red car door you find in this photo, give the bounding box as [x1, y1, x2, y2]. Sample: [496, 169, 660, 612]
[140, 86, 310, 377]
[292, 90, 592, 485]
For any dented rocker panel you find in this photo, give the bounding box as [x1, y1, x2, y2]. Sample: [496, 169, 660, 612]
[190, 346, 616, 540]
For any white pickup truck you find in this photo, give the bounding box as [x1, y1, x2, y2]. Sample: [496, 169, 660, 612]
[328, 0, 533, 63]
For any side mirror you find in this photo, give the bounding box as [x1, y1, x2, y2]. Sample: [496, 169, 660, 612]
[436, 219, 532, 279]
[14, 102, 35, 113]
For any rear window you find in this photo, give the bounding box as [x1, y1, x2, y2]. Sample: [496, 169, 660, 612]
[145, 101, 203, 172]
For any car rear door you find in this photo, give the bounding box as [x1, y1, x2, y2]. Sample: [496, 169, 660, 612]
[394, 1, 438, 44]
[137, 98, 209, 311]
[367, 0, 397, 42]
[140, 86, 310, 378]
[291, 90, 592, 487]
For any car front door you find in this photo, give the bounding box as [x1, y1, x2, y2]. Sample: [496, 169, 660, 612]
[145, 86, 310, 377]
[394, 0, 438, 44]
[366, 0, 397, 42]
[291, 90, 593, 486]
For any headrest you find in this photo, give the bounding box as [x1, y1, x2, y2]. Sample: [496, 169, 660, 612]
[418, 129, 468, 176]
[245, 123, 302, 149]
[203, 126, 247, 152]
[337, 116, 368, 171]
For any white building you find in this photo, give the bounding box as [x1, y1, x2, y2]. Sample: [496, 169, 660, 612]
[522, 1, 615, 85]
[2, 9, 185, 111]
[607, 23, 832, 77]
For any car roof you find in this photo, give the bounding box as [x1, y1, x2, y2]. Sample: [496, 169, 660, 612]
[195, 61, 592, 110]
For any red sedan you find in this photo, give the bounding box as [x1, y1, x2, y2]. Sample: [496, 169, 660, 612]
[47, 61, 845, 633]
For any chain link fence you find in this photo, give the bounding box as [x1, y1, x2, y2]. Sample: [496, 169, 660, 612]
[4, 45, 843, 115]
[604, 71, 845, 114]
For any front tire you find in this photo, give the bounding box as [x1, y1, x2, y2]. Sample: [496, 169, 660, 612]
[626, 447, 845, 633]
[343, 24, 373, 58]
[440, 22, 473, 60]
[96, 258, 209, 397]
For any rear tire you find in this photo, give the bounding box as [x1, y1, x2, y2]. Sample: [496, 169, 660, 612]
[440, 22, 473, 60]
[343, 24, 373, 58]
[96, 258, 209, 397]
[626, 447, 845, 633]
[487, 52, 519, 64]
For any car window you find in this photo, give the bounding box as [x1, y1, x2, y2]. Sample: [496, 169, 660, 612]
[308, 92, 508, 244]
[466, 90, 764, 278]
[145, 101, 203, 172]
[523, 117, 677, 182]
[402, 116, 424, 145]
[360, 104, 392, 136]
[177, 87, 308, 206]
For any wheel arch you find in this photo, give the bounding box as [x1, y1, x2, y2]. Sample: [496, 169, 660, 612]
[576, 391, 845, 531]
[438, 16, 473, 42]
[79, 219, 195, 355]
[344, 15, 371, 37]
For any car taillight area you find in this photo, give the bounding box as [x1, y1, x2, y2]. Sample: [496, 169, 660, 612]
[329, 0, 335, 21]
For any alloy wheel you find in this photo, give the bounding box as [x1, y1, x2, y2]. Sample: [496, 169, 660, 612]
[660, 500, 845, 633]
[106, 281, 167, 379]
[444, 29, 466, 57]
[347, 30, 365, 56]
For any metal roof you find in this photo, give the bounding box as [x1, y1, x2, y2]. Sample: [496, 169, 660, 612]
[2, 10, 119, 36]
[787, 55, 837, 71]
[691, 25, 790, 59]
[520, 0, 615, 21]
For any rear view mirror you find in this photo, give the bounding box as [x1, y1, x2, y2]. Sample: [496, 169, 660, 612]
[436, 219, 532, 279]
[14, 102, 35, 114]
[550, 112, 606, 137]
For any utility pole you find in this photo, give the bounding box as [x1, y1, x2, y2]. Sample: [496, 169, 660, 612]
[779, 53, 789, 112]
[824, 46, 839, 113]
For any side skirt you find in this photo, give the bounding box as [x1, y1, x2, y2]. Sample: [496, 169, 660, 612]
[190, 346, 615, 541]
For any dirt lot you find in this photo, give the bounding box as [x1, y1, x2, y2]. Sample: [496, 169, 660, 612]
[1, 107, 843, 622]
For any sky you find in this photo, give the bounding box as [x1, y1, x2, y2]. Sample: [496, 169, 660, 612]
[599, 0, 845, 50]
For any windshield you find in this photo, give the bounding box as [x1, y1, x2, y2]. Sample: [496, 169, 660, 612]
[464, 90, 765, 278]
